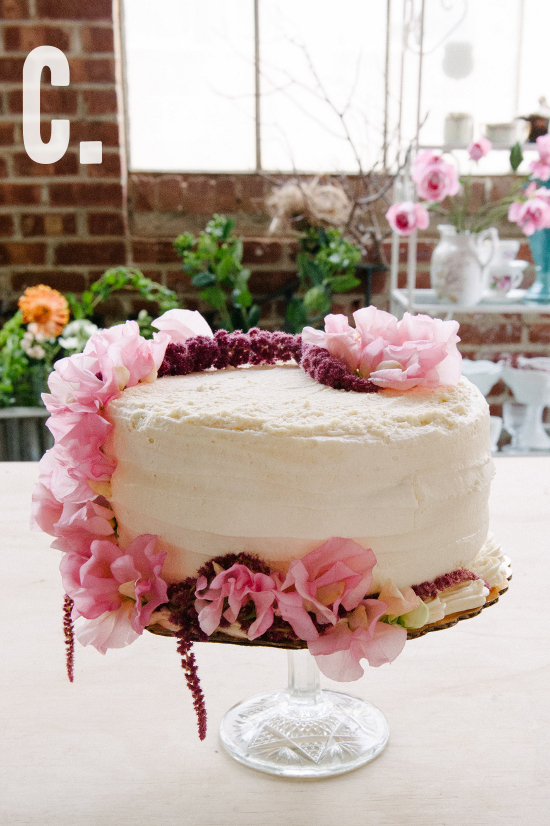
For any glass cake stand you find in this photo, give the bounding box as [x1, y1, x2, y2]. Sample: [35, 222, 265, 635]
[219, 648, 389, 778]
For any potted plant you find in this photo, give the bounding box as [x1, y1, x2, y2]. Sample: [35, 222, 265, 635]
[0, 269, 179, 460]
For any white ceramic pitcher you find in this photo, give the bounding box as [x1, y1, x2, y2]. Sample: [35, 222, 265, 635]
[430, 226, 496, 305]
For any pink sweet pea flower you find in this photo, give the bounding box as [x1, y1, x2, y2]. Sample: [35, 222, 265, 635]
[31, 482, 63, 535]
[62, 534, 167, 653]
[152, 309, 214, 344]
[529, 134, 550, 181]
[536, 134, 550, 162]
[42, 352, 119, 416]
[385, 201, 430, 236]
[412, 151, 460, 202]
[467, 137, 492, 161]
[85, 321, 169, 390]
[508, 196, 550, 235]
[308, 599, 407, 681]
[275, 538, 377, 641]
[309, 307, 462, 391]
[302, 314, 360, 372]
[195, 564, 277, 641]
[75, 600, 141, 654]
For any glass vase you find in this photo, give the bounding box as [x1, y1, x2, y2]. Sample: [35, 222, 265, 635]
[219, 648, 389, 778]
[525, 227, 550, 303]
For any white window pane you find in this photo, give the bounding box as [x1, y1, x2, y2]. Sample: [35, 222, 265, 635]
[259, 0, 388, 173]
[124, 0, 255, 171]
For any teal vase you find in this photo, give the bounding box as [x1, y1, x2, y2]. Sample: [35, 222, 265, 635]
[525, 180, 550, 303]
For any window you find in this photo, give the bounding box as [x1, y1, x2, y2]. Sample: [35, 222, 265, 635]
[123, 0, 550, 174]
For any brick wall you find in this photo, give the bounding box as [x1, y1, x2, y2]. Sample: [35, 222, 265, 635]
[0, 0, 129, 321]
[1, 0, 549, 420]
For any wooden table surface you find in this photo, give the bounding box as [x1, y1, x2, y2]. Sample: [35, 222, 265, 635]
[1, 459, 549, 826]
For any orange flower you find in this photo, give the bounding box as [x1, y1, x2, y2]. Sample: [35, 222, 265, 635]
[18, 285, 70, 338]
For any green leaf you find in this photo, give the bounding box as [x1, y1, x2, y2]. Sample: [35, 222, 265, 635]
[300, 258, 326, 286]
[231, 287, 252, 309]
[200, 284, 227, 311]
[303, 286, 331, 316]
[329, 275, 361, 292]
[285, 298, 309, 334]
[191, 271, 217, 288]
[510, 142, 523, 173]
[248, 304, 261, 328]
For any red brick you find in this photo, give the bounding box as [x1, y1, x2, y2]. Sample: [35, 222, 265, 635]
[55, 241, 126, 266]
[0, 215, 14, 236]
[80, 26, 114, 53]
[13, 151, 79, 177]
[68, 57, 115, 83]
[0, 158, 7, 178]
[0, 123, 14, 146]
[242, 240, 282, 265]
[49, 182, 122, 207]
[157, 176, 185, 211]
[88, 212, 125, 235]
[86, 152, 121, 178]
[459, 318, 523, 346]
[130, 175, 156, 211]
[8, 88, 78, 114]
[0, 183, 41, 205]
[69, 121, 119, 147]
[213, 177, 237, 211]
[518, 243, 533, 262]
[180, 176, 215, 214]
[82, 89, 117, 114]
[370, 269, 387, 295]
[3, 25, 71, 52]
[36, 0, 112, 20]
[248, 270, 295, 293]
[0, 57, 25, 82]
[12, 271, 86, 293]
[0, 242, 46, 265]
[165, 271, 192, 291]
[0, 0, 29, 19]
[21, 213, 77, 236]
[239, 175, 266, 211]
[132, 240, 178, 264]
[528, 323, 550, 344]
[398, 270, 431, 289]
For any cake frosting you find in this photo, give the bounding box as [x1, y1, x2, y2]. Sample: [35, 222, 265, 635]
[105, 364, 493, 594]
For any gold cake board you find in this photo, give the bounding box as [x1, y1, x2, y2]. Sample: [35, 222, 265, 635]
[147, 580, 510, 649]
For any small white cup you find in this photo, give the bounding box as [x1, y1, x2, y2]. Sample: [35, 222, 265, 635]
[487, 260, 528, 295]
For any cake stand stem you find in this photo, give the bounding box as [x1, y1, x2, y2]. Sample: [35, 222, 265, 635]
[219, 648, 389, 778]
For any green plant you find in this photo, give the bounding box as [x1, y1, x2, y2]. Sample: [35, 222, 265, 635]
[174, 215, 260, 332]
[285, 227, 362, 333]
[66, 266, 179, 337]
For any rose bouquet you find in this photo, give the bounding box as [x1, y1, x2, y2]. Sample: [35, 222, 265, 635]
[387, 136, 550, 239]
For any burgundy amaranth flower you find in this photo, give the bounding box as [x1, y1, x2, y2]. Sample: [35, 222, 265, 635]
[300, 345, 379, 393]
[158, 329, 302, 378]
[175, 629, 207, 741]
[412, 568, 480, 601]
[63, 594, 75, 683]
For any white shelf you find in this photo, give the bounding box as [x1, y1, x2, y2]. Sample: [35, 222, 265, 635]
[391, 288, 550, 317]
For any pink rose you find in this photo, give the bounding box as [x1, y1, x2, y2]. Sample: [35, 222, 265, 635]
[468, 137, 492, 161]
[508, 197, 550, 235]
[308, 599, 407, 681]
[152, 309, 214, 344]
[195, 564, 277, 640]
[275, 538, 377, 641]
[412, 151, 460, 202]
[62, 534, 167, 653]
[385, 201, 430, 236]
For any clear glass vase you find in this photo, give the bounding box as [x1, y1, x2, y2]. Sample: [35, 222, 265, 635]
[219, 648, 389, 778]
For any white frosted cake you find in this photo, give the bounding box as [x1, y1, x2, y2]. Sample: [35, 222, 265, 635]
[105, 364, 493, 595]
[34, 307, 510, 697]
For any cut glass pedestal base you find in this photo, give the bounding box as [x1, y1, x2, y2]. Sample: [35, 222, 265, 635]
[219, 649, 389, 778]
